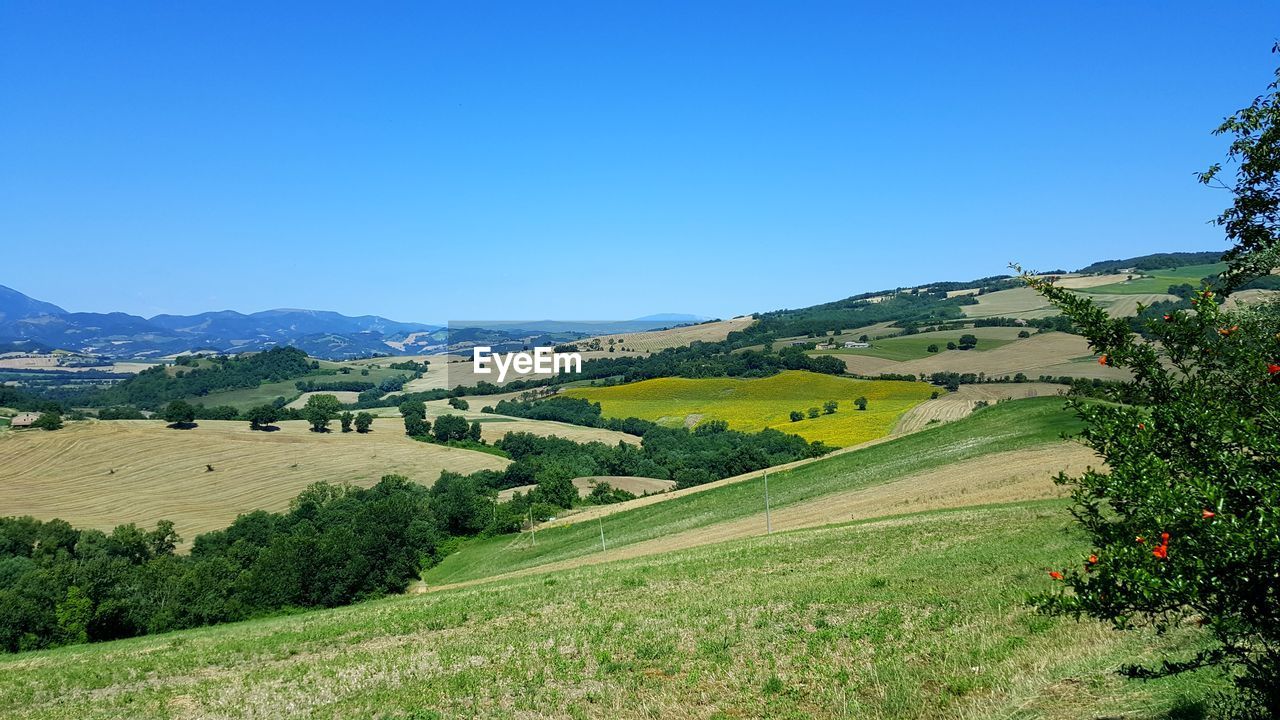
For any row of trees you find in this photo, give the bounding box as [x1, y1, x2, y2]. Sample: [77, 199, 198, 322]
[785, 397, 866, 422]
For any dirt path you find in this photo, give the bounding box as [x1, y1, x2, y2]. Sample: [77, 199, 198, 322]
[427, 441, 1099, 593]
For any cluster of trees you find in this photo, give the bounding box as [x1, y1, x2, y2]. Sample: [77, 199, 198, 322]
[485, 397, 829, 489]
[787, 399, 846, 422]
[387, 360, 429, 373]
[294, 379, 377, 393]
[426, 414, 482, 444]
[399, 398, 430, 437]
[0, 477, 451, 653]
[355, 375, 410, 403]
[396, 401, 482, 445]
[95, 348, 315, 410]
[1074, 251, 1223, 274]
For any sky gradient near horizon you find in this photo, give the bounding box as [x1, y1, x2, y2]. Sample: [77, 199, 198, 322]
[2, 2, 1278, 323]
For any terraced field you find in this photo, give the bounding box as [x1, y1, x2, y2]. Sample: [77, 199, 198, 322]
[0, 418, 508, 544]
[563, 370, 937, 446]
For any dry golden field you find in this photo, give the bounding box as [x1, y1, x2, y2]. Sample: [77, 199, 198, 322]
[892, 382, 1067, 434]
[961, 286, 1179, 320]
[0, 418, 508, 544]
[887, 332, 1130, 380]
[581, 316, 756, 352]
[497, 476, 675, 502]
[1051, 272, 1133, 289]
[0, 355, 154, 373]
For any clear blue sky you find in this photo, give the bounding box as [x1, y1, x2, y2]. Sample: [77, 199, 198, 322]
[2, 2, 1277, 323]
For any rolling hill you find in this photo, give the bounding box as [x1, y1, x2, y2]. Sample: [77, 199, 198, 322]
[0, 398, 1223, 719]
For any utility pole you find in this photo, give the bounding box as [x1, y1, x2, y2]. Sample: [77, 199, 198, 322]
[599, 516, 606, 554]
[529, 507, 537, 546]
[764, 470, 772, 535]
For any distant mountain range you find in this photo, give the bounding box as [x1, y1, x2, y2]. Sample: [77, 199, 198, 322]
[0, 285, 709, 360]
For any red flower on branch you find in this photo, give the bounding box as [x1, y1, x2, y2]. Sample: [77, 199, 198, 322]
[1088, 554, 1098, 565]
[1203, 509, 1216, 519]
[1049, 571, 1063, 580]
[1152, 533, 1170, 559]
[1268, 363, 1280, 375]
[1099, 355, 1109, 366]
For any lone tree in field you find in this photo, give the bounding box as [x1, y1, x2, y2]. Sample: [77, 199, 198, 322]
[162, 400, 196, 429]
[302, 394, 341, 433]
[354, 411, 373, 433]
[789, 410, 804, 422]
[339, 411, 354, 433]
[1028, 57, 1280, 715]
[246, 404, 278, 431]
[823, 400, 838, 414]
[854, 396, 868, 411]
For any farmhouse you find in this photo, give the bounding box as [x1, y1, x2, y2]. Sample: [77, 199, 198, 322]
[9, 412, 41, 428]
[843, 341, 870, 349]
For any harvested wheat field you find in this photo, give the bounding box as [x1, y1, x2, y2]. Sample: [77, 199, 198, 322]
[583, 316, 756, 353]
[0, 419, 508, 544]
[961, 287, 1059, 319]
[1050, 273, 1134, 289]
[890, 332, 1130, 380]
[498, 475, 674, 501]
[893, 382, 1067, 433]
[1089, 292, 1180, 317]
[471, 418, 639, 445]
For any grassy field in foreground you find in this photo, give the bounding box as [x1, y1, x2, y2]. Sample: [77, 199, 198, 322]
[1082, 263, 1226, 295]
[563, 370, 936, 446]
[426, 397, 1083, 586]
[0, 503, 1221, 720]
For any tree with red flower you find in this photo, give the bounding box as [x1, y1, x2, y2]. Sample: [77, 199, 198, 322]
[1022, 54, 1280, 715]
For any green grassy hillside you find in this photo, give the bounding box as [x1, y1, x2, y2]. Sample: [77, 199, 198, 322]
[0, 502, 1219, 720]
[426, 397, 1084, 586]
